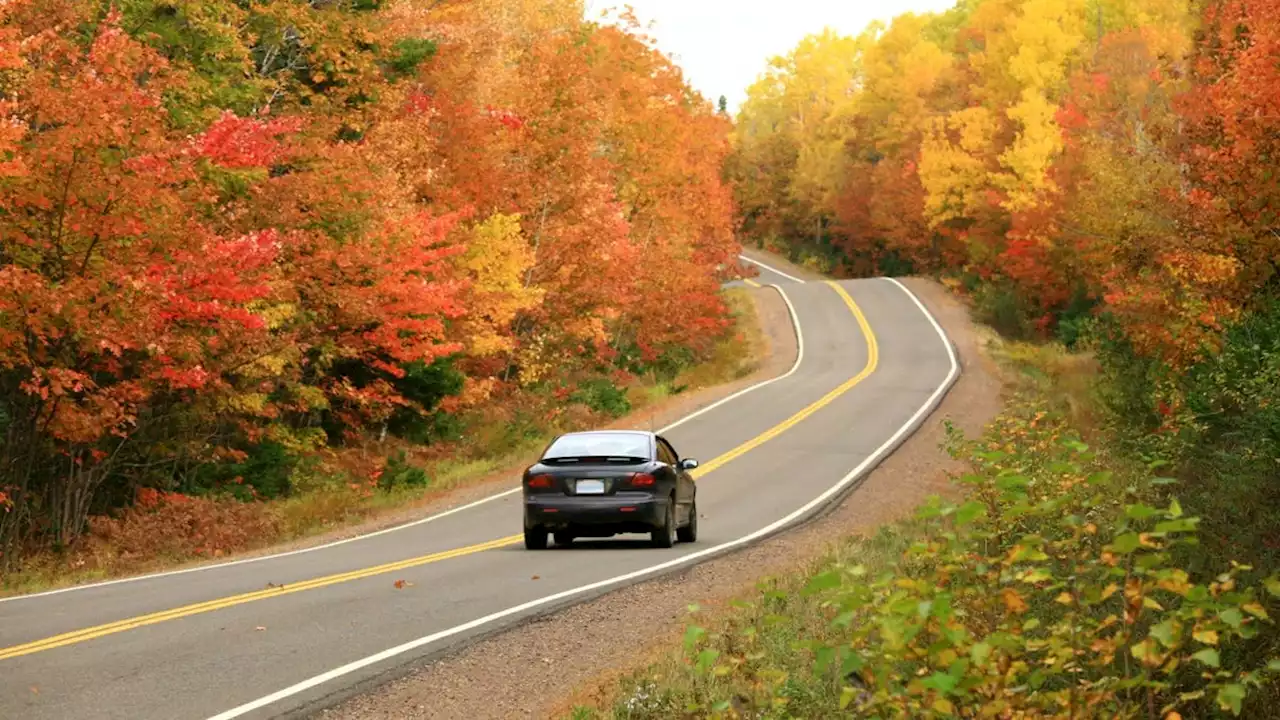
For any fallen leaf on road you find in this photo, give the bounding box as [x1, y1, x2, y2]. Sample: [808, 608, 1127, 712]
[394, 579, 405, 589]
[30, 686, 38, 695]
[255, 626, 267, 631]
[531, 575, 540, 580]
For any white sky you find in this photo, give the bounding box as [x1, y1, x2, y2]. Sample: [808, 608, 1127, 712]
[588, 0, 959, 113]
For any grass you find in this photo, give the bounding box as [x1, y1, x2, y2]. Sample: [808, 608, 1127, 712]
[0, 289, 768, 597]
[564, 335, 1280, 719]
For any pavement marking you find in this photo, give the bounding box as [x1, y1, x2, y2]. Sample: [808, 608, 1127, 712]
[0, 535, 523, 662]
[689, 281, 877, 479]
[0, 276, 855, 662]
[0, 255, 803, 607]
[739, 254, 806, 283]
[743, 278, 762, 287]
[205, 277, 961, 720]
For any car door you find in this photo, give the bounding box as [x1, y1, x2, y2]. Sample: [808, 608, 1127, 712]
[656, 436, 692, 516]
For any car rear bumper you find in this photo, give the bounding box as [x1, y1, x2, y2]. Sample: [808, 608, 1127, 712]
[524, 493, 667, 532]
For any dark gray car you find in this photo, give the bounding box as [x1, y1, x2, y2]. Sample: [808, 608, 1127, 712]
[521, 430, 699, 549]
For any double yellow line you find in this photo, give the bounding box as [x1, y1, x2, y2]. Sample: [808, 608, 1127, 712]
[691, 282, 877, 478]
[0, 282, 876, 662]
[0, 535, 521, 661]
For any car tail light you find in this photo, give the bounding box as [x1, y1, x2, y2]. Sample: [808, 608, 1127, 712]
[527, 474, 553, 489]
[629, 472, 656, 487]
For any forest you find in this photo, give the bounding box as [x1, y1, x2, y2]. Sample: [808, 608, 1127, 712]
[0, 0, 741, 574]
[732, 0, 1280, 579]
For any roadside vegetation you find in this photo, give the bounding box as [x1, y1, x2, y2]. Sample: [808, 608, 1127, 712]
[2, 289, 764, 596]
[569, 337, 1280, 719]
[0, 0, 746, 592]
[563, 0, 1280, 716]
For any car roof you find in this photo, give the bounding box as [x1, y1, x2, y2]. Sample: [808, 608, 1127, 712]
[556, 429, 654, 438]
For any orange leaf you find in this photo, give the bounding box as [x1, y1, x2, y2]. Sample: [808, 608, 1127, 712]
[1001, 588, 1029, 615]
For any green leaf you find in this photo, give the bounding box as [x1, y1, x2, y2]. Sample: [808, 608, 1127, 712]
[1086, 470, 1114, 486]
[683, 625, 706, 652]
[694, 648, 720, 674]
[1154, 518, 1200, 534]
[839, 686, 857, 710]
[1220, 608, 1245, 629]
[1126, 504, 1160, 520]
[1217, 683, 1246, 715]
[996, 475, 1031, 492]
[971, 641, 991, 666]
[955, 500, 986, 526]
[921, 672, 958, 694]
[1192, 648, 1221, 668]
[1150, 620, 1177, 648]
[814, 646, 836, 674]
[1266, 577, 1280, 598]
[1169, 497, 1183, 518]
[803, 570, 842, 595]
[1111, 533, 1142, 554]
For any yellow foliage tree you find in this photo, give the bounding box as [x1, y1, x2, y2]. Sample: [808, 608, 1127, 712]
[455, 213, 543, 358]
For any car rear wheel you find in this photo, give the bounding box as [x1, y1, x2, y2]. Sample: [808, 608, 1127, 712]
[554, 531, 574, 547]
[525, 526, 548, 550]
[677, 498, 698, 543]
[651, 500, 676, 549]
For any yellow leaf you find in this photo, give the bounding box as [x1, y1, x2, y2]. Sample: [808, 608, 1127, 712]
[1193, 628, 1219, 646]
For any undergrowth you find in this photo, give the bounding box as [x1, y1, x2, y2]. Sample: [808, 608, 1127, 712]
[569, 339, 1280, 719]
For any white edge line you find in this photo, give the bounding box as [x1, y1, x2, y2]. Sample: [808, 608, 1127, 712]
[738, 253, 805, 284]
[204, 277, 961, 720]
[0, 281, 806, 605]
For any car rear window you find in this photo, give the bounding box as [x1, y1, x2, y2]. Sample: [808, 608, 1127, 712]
[542, 432, 651, 461]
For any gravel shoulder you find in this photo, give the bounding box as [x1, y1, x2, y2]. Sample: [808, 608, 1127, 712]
[318, 277, 1004, 720]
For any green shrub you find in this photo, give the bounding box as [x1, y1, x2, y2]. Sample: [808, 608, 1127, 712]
[386, 37, 437, 78]
[571, 378, 632, 417]
[973, 281, 1036, 340]
[377, 450, 430, 492]
[188, 439, 301, 500]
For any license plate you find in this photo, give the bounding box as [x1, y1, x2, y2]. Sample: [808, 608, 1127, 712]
[576, 479, 605, 495]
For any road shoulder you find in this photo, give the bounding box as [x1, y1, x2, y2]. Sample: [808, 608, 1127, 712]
[316, 278, 1004, 720]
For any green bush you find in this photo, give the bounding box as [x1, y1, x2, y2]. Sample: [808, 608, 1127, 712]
[973, 281, 1036, 340]
[376, 450, 430, 492]
[188, 439, 301, 500]
[571, 378, 632, 417]
[386, 37, 437, 78]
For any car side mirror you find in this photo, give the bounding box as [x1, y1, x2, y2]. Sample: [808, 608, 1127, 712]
[679, 458, 699, 470]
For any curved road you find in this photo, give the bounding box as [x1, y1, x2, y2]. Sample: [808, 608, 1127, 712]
[0, 256, 959, 720]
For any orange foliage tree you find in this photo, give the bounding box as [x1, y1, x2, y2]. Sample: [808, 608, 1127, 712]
[0, 0, 739, 560]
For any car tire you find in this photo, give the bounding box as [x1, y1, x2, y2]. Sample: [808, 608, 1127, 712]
[525, 526, 548, 550]
[554, 531, 574, 547]
[677, 498, 697, 544]
[651, 499, 676, 549]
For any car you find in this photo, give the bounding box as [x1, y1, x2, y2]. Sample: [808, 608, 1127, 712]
[521, 430, 699, 550]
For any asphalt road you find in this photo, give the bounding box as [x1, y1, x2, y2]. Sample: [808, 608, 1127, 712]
[0, 257, 959, 720]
